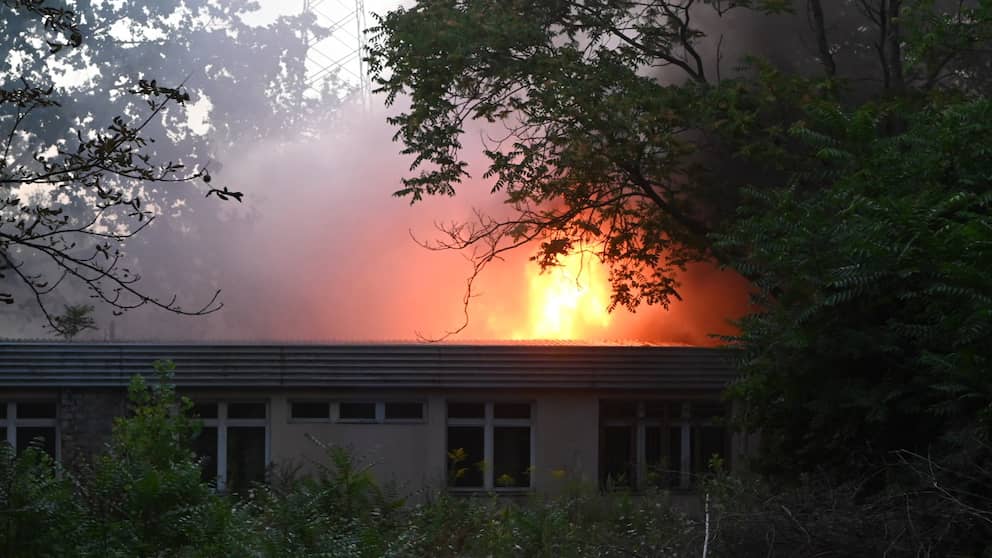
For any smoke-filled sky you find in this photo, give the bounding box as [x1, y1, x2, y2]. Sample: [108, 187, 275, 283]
[105, 99, 751, 345]
[3, 0, 757, 344]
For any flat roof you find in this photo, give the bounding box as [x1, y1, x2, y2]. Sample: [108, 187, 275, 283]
[0, 342, 737, 391]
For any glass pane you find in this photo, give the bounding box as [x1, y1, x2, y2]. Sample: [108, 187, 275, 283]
[0, 427, 7, 446]
[0, 403, 6, 419]
[192, 403, 218, 419]
[447, 426, 484, 488]
[191, 426, 218, 482]
[698, 426, 727, 473]
[17, 402, 56, 419]
[600, 426, 634, 488]
[227, 426, 266, 493]
[447, 402, 484, 419]
[494, 403, 530, 419]
[493, 426, 530, 487]
[16, 426, 56, 460]
[600, 400, 637, 420]
[339, 402, 375, 420]
[228, 402, 266, 419]
[384, 402, 423, 420]
[291, 402, 330, 420]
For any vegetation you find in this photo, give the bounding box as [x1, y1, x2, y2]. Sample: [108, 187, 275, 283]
[368, 0, 992, 494]
[1, 0, 340, 335]
[0, 363, 989, 556]
[49, 303, 97, 340]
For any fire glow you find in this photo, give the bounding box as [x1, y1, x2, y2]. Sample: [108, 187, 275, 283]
[513, 251, 613, 341]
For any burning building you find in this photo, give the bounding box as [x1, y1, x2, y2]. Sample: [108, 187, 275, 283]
[0, 341, 744, 497]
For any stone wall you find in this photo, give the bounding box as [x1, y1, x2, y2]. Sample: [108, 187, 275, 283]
[58, 388, 127, 470]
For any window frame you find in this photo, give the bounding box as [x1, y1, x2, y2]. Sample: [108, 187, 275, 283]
[194, 400, 270, 492]
[446, 400, 534, 492]
[0, 401, 60, 461]
[599, 400, 728, 491]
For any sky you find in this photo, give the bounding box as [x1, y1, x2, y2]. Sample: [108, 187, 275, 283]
[2, 0, 752, 345]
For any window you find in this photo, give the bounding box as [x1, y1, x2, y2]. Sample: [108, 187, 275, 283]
[0, 402, 58, 461]
[599, 400, 728, 490]
[384, 402, 424, 421]
[288, 401, 426, 423]
[291, 401, 331, 420]
[446, 401, 532, 490]
[191, 401, 268, 493]
[338, 402, 376, 421]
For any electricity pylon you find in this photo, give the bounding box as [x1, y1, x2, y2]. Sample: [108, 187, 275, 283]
[301, 0, 371, 109]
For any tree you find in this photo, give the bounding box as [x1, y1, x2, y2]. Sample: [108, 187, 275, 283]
[50, 303, 97, 340]
[1, 0, 342, 335]
[719, 97, 992, 476]
[368, 0, 992, 474]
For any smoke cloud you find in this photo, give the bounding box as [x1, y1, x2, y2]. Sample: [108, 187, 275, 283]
[76, 96, 748, 346]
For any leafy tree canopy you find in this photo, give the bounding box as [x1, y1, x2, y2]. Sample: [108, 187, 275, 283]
[369, 0, 992, 476]
[1, 0, 342, 334]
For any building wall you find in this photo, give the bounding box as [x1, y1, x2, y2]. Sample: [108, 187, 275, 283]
[1, 385, 743, 503]
[59, 388, 127, 469]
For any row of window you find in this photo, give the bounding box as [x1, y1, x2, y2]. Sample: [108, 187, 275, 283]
[599, 400, 729, 490]
[0, 398, 728, 493]
[290, 401, 425, 422]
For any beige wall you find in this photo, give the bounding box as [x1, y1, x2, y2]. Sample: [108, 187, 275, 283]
[251, 389, 606, 498]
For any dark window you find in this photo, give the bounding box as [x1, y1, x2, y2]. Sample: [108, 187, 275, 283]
[192, 426, 218, 483]
[447, 402, 484, 419]
[601, 400, 637, 420]
[192, 403, 218, 419]
[227, 426, 266, 493]
[16, 426, 56, 460]
[696, 425, 727, 473]
[447, 426, 484, 488]
[17, 402, 56, 419]
[0, 427, 6, 446]
[494, 403, 530, 419]
[384, 402, 423, 420]
[339, 402, 375, 420]
[493, 426, 530, 487]
[601, 425, 635, 488]
[0, 403, 6, 419]
[291, 402, 330, 420]
[228, 402, 266, 419]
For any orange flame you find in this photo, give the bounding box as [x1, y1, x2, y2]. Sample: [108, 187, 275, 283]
[512, 251, 613, 340]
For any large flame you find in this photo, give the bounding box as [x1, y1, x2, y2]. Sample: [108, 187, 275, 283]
[512, 251, 613, 340]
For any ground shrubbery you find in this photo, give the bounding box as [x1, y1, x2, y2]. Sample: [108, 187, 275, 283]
[1, 362, 990, 557]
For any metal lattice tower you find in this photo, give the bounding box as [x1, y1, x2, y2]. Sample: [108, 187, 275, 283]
[301, 0, 371, 108]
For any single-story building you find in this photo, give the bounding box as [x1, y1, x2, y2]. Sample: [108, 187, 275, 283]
[0, 342, 744, 496]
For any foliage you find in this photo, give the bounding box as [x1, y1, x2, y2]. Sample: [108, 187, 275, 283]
[719, 96, 992, 477]
[0, 360, 988, 556]
[1, 0, 341, 334]
[50, 303, 97, 340]
[84, 360, 250, 557]
[367, 0, 992, 324]
[0, 445, 83, 558]
[369, 0, 992, 490]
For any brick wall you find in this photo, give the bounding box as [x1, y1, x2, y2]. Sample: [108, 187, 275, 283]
[58, 388, 127, 470]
